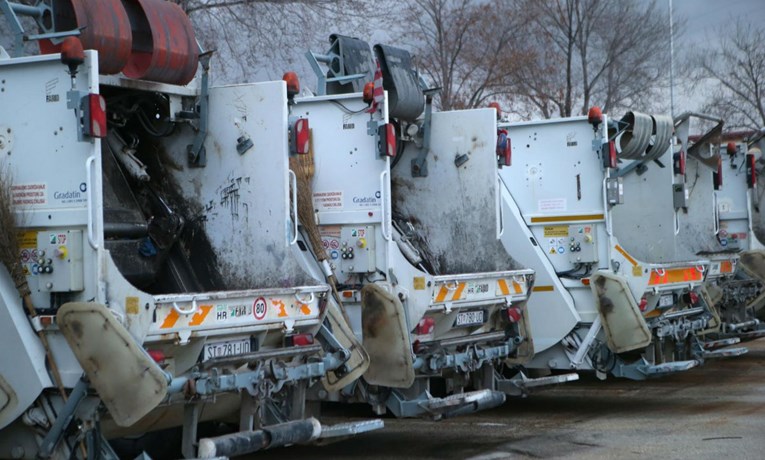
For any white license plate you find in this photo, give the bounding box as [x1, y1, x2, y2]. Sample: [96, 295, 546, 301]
[203, 337, 252, 361]
[659, 294, 674, 308]
[454, 310, 485, 327]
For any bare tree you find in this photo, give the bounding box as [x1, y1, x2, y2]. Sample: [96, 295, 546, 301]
[172, 0, 396, 84]
[693, 21, 765, 131]
[512, 0, 672, 118]
[402, 0, 530, 111]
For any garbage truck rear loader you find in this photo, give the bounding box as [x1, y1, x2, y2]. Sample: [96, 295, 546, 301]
[658, 114, 765, 341]
[497, 110, 746, 381]
[706, 133, 765, 337]
[293, 36, 574, 419]
[0, 1, 378, 458]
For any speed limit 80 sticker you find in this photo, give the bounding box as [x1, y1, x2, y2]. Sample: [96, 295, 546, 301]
[253, 297, 267, 320]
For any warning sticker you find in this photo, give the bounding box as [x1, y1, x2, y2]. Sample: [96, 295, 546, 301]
[538, 198, 567, 212]
[313, 191, 343, 211]
[11, 183, 47, 206]
[18, 231, 37, 249]
[319, 225, 341, 238]
[543, 225, 569, 237]
[125, 297, 140, 315]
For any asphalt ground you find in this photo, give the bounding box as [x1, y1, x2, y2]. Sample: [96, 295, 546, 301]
[253, 338, 765, 459]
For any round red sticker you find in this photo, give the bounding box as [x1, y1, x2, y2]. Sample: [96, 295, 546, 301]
[253, 297, 267, 320]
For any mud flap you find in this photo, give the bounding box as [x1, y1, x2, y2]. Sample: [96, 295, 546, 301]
[322, 300, 370, 391]
[56, 302, 167, 427]
[360, 284, 414, 388]
[739, 250, 765, 314]
[590, 273, 651, 353]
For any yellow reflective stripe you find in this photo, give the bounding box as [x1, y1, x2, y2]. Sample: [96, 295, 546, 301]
[512, 281, 523, 294]
[435, 286, 449, 303]
[188, 305, 213, 326]
[530, 214, 604, 223]
[648, 267, 704, 285]
[614, 244, 638, 267]
[720, 260, 734, 273]
[532, 285, 554, 292]
[451, 282, 466, 300]
[160, 308, 180, 329]
[498, 279, 510, 296]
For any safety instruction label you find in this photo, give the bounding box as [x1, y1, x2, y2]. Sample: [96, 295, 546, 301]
[18, 231, 37, 249]
[543, 225, 569, 237]
[538, 198, 567, 212]
[313, 190, 343, 211]
[11, 183, 47, 206]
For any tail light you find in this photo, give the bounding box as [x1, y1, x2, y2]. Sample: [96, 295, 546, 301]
[378, 123, 396, 158]
[147, 349, 166, 363]
[363, 82, 374, 104]
[414, 317, 435, 335]
[747, 153, 757, 188]
[638, 297, 647, 312]
[713, 156, 723, 190]
[283, 71, 300, 98]
[82, 94, 107, 138]
[290, 118, 310, 155]
[505, 306, 522, 323]
[497, 130, 511, 167]
[601, 140, 616, 169]
[683, 291, 699, 306]
[673, 151, 686, 176]
[286, 333, 314, 347]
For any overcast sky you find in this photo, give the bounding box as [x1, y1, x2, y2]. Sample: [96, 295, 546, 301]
[661, 0, 765, 114]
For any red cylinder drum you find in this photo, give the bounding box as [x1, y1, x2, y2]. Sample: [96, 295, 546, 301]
[122, 0, 199, 85]
[39, 0, 132, 75]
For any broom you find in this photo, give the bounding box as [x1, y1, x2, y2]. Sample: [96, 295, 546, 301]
[289, 132, 371, 388]
[0, 165, 68, 401]
[288, 130, 346, 316]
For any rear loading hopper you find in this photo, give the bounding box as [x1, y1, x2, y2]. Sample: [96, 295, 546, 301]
[295, 36, 574, 419]
[498, 111, 745, 382]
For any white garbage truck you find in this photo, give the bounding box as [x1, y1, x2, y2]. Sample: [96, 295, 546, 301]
[293, 35, 575, 419]
[705, 131, 765, 337]
[0, 1, 380, 458]
[497, 109, 747, 381]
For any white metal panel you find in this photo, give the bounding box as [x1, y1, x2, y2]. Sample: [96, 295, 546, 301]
[393, 108, 518, 274]
[166, 81, 317, 289]
[0, 267, 51, 429]
[717, 144, 760, 249]
[678, 157, 723, 256]
[0, 51, 101, 311]
[611, 152, 678, 261]
[499, 183, 580, 352]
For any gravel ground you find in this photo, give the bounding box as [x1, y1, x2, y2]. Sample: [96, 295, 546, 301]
[252, 338, 765, 459]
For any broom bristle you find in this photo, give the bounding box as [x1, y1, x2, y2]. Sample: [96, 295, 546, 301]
[0, 164, 28, 295]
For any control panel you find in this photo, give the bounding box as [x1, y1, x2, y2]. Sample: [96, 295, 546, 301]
[35, 229, 84, 292]
[567, 224, 598, 264]
[338, 226, 376, 274]
[320, 225, 377, 279]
